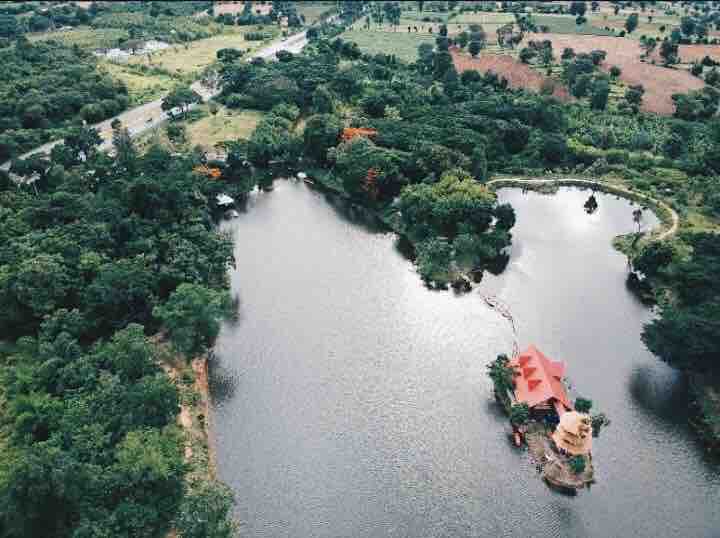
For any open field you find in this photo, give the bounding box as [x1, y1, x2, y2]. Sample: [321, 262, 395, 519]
[523, 33, 705, 114]
[126, 27, 276, 75]
[136, 104, 264, 151]
[668, 44, 720, 63]
[297, 2, 337, 24]
[99, 62, 177, 106]
[451, 49, 571, 101]
[185, 106, 264, 147]
[534, 14, 615, 36]
[27, 26, 128, 49]
[340, 27, 435, 62]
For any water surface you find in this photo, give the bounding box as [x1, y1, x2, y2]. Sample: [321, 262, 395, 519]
[211, 182, 720, 538]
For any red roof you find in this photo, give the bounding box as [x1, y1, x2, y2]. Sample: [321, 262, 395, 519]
[510, 345, 571, 410]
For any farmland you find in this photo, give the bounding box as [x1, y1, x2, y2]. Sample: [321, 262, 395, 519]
[27, 26, 129, 49]
[340, 26, 435, 61]
[451, 49, 571, 101]
[521, 33, 706, 115]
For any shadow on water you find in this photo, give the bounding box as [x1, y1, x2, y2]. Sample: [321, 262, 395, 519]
[628, 365, 691, 427]
[208, 356, 238, 406]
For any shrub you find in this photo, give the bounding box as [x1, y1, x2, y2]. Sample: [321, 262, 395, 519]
[568, 455, 586, 474]
[575, 397, 593, 413]
[510, 403, 530, 427]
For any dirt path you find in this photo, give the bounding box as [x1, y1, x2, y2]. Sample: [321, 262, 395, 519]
[486, 176, 679, 241]
[0, 30, 309, 171]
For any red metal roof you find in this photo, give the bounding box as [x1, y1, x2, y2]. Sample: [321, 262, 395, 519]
[510, 345, 571, 410]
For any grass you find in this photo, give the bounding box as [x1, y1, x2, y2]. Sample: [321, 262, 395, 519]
[126, 26, 278, 75]
[340, 27, 435, 62]
[184, 106, 264, 146]
[27, 26, 129, 49]
[136, 104, 264, 151]
[99, 62, 177, 106]
[534, 14, 616, 36]
[297, 2, 337, 25]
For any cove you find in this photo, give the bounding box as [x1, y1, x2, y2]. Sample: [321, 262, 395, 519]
[210, 181, 720, 538]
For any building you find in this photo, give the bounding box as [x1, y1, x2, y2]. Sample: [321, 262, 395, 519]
[510, 345, 572, 416]
[552, 411, 593, 455]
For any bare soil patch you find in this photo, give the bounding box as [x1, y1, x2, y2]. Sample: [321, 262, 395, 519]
[523, 33, 705, 114]
[451, 49, 572, 101]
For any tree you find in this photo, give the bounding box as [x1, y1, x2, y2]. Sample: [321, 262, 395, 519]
[625, 84, 645, 107]
[609, 65, 621, 78]
[569, 455, 586, 474]
[153, 283, 231, 357]
[471, 144, 488, 182]
[590, 77, 610, 110]
[625, 13, 639, 33]
[633, 241, 674, 278]
[542, 133, 567, 164]
[162, 86, 202, 118]
[112, 123, 137, 172]
[575, 397, 593, 413]
[175, 481, 238, 538]
[303, 114, 342, 163]
[216, 48, 243, 62]
[569, 1, 587, 16]
[416, 237, 452, 284]
[510, 403, 530, 427]
[468, 40, 481, 57]
[659, 38, 679, 65]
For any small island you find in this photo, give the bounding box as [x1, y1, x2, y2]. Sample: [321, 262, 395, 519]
[488, 346, 609, 494]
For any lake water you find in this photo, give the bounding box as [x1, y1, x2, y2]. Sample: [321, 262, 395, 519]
[211, 181, 720, 538]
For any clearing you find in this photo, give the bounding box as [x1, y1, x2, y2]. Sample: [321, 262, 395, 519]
[522, 33, 705, 114]
[340, 26, 435, 62]
[451, 49, 571, 101]
[99, 62, 177, 106]
[125, 27, 277, 75]
[136, 104, 263, 151]
[27, 26, 128, 49]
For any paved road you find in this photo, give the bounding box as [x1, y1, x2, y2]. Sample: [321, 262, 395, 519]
[487, 176, 679, 240]
[1, 30, 309, 170]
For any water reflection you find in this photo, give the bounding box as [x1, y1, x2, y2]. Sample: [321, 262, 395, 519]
[210, 182, 720, 538]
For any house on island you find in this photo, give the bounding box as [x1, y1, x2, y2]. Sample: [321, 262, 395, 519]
[510, 345, 572, 418]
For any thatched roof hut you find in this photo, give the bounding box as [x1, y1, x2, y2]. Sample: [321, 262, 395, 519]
[552, 411, 593, 455]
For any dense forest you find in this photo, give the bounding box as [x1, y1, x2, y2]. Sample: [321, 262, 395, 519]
[0, 126, 240, 536]
[0, 38, 129, 161]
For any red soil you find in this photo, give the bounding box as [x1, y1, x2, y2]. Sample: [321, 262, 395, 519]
[522, 33, 705, 114]
[451, 49, 572, 102]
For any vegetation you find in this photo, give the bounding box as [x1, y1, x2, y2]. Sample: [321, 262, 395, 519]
[568, 455, 587, 474]
[0, 125, 240, 536]
[0, 37, 128, 161]
[510, 403, 530, 427]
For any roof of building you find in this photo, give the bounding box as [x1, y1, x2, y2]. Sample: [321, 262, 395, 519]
[552, 411, 593, 455]
[216, 194, 235, 206]
[510, 345, 571, 410]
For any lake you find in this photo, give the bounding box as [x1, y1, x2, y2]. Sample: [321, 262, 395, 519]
[211, 181, 720, 538]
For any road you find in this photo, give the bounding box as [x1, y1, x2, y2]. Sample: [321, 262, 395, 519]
[1, 30, 309, 170]
[486, 176, 679, 240]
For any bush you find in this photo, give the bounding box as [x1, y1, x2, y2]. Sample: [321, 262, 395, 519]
[568, 455, 586, 474]
[575, 397, 593, 413]
[510, 403, 530, 427]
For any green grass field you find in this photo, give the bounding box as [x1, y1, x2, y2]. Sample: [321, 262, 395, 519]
[340, 27, 435, 62]
[297, 2, 337, 25]
[99, 62, 177, 106]
[126, 27, 277, 75]
[27, 26, 129, 49]
[534, 14, 615, 36]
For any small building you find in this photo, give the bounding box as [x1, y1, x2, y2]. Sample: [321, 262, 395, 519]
[510, 345, 572, 417]
[216, 194, 235, 207]
[552, 411, 593, 455]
